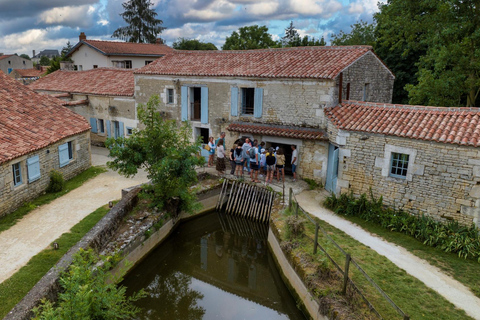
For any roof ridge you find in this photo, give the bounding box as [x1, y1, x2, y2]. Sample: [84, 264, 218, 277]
[172, 45, 371, 54]
[343, 100, 480, 113]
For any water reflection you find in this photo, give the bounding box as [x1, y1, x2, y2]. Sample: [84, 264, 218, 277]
[123, 213, 305, 320]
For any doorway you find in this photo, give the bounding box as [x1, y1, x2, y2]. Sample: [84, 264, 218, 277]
[265, 142, 295, 176]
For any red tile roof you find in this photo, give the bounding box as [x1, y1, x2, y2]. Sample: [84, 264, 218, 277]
[136, 46, 377, 79]
[325, 101, 480, 147]
[13, 67, 46, 77]
[0, 55, 14, 61]
[69, 40, 174, 57]
[61, 99, 88, 106]
[227, 122, 326, 140]
[0, 72, 90, 164]
[29, 68, 134, 96]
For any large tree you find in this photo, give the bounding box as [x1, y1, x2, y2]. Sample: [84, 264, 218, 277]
[222, 25, 277, 50]
[330, 20, 376, 46]
[112, 0, 166, 43]
[173, 38, 217, 50]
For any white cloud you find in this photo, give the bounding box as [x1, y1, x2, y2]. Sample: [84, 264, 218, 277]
[183, 0, 236, 21]
[0, 28, 68, 55]
[245, 1, 279, 16]
[288, 0, 341, 17]
[38, 5, 95, 28]
[348, 3, 364, 14]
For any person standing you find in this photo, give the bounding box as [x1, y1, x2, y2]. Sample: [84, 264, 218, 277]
[291, 145, 298, 182]
[234, 143, 244, 177]
[207, 136, 216, 167]
[266, 147, 276, 184]
[216, 132, 226, 149]
[229, 144, 236, 175]
[250, 141, 260, 182]
[216, 139, 226, 175]
[242, 138, 252, 174]
[276, 148, 285, 183]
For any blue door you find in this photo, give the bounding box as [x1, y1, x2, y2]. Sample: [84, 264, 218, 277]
[325, 144, 339, 193]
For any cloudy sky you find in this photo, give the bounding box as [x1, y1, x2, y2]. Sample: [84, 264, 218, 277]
[0, 0, 385, 57]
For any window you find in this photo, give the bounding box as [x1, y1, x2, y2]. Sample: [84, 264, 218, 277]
[126, 127, 134, 135]
[12, 162, 22, 186]
[8, 60, 11, 65]
[98, 119, 105, 133]
[241, 88, 255, 115]
[190, 87, 202, 121]
[112, 60, 132, 69]
[27, 155, 40, 182]
[125, 60, 132, 69]
[78, 65, 83, 71]
[346, 83, 350, 100]
[363, 83, 370, 101]
[93, 65, 98, 69]
[167, 88, 174, 104]
[23, 61, 26, 65]
[59, 141, 73, 167]
[390, 152, 409, 178]
[145, 61, 153, 65]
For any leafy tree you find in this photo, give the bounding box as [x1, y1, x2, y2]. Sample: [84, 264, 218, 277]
[106, 95, 205, 216]
[33, 249, 146, 319]
[19, 54, 30, 60]
[112, 0, 166, 43]
[300, 35, 326, 47]
[46, 42, 74, 75]
[282, 21, 301, 47]
[173, 38, 217, 50]
[331, 20, 376, 46]
[222, 25, 278, 50]
[61, 41, 73, 57]
[39, 56, 50, 66]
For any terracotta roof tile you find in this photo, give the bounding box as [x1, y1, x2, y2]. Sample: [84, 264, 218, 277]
[29, 68, 134, 96]
[70, 40, 174, 57]
[325, 101, 480, 147]
[13, 67, 46, 77]
[0, 55, 14, 61]
[226, 122, 325, 140]
[0, 72, 90, 164]
[136, 46, 376, 79]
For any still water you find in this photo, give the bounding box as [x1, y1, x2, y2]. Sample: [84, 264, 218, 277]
[123, 212, 306, 320]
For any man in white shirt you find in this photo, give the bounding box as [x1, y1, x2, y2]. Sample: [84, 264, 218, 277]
[291, 145, 298, 182]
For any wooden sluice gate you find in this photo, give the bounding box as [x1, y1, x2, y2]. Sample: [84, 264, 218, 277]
[215, 179, 276, 224]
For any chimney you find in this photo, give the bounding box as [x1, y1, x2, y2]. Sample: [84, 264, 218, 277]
[79, 32, 86, 42]
[155, 38, 163, 45]
[32, 50, 35, 57]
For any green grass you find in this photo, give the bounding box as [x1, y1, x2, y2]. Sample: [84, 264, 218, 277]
[277, 209, 472, 320]
[338, 214, 480, 298]
[0, 166, 107, 234]
[0, 204, 110, 319]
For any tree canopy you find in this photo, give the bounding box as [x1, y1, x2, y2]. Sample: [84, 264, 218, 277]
[112, 0, 166, 43]
[19, 54, 30, 60]
[330, 20, 376, 46]
[282, 21, 300, 47]
[222, 25, 278, 50]
[173, 38, 217, 50]
[39, 56, 50, 66]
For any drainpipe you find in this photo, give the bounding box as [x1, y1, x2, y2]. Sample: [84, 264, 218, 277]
[338, 72, 343, 104]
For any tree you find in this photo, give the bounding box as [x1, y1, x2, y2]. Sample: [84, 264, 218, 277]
[46, 42, 74, 75]
[173, 38, 217, 50]
[106, 95, 205, 215]
[112, 0, 166, 43]
[19, 54, 30, 60]
[39, 56, 50, 66]
[222, 25, 277, 50]
[282, 21, 301, 47]
[61, 41, 73, 57]
[300, 35, 326, 47]
[331, 20, 376, 46]
[33, 249, 146, 319]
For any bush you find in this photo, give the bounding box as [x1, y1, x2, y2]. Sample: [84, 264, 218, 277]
[324, 190, 480, 262]
[46, 170, 65, 193]
[285, 215, 306, 240]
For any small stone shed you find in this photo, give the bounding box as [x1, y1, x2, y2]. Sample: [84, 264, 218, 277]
[134, 46, 394, 182]
[325, 100, 480, 227]
[0, 72, 91, 217]
[30, 68, 136, 146]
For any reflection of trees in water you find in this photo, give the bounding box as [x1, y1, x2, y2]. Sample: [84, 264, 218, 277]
[140, 272, 205, 320]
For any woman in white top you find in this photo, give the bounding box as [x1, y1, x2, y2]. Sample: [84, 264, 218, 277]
[216, 139, 226, 174]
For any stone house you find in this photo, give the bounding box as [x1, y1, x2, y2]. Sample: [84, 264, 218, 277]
[8, 66, 48, 84]
[134, 46, 394, 181]
[325, 100, 480, 227]
[29, 68, 136, 146]
[0, 72, 91, 217]
[0, 54, 33, 75]
[66, 32, 174, 71]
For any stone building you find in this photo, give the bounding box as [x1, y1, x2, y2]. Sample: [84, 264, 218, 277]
[325, 100, 480, 227]
[0, 54, 33, 75]
[30, 68, 136, 146]
[0, 72, 91, 217]
[134, 46, 394, 181]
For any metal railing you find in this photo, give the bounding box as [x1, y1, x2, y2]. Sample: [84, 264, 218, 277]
[287, 188, 410, 320]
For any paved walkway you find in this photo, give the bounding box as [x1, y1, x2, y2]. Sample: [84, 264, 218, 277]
[295, 189, 480, 320]
[0, 146, 149, 284]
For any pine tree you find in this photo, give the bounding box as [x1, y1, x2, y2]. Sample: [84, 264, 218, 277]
[112, 0, 166, 43]
[282, 21, 300, 47]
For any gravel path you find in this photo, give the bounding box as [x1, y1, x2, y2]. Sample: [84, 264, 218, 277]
[296, 189, 480, 320]
[0, 147, 149, 284]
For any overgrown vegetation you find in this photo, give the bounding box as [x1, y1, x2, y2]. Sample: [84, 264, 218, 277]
[0, 166, 106, 234]
[324, 191, 480, 262]
[304, 178, 322, 190]
[33, 248, 146, 319]
[46, 170, 65, 193]
[0, 204, 110, 318]
[106, 95, 205, 217]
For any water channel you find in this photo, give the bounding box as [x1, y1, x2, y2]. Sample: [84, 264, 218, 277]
[123, 212, 306, 320]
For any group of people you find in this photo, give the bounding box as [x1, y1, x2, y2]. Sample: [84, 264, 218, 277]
[206, 133, 298, 184]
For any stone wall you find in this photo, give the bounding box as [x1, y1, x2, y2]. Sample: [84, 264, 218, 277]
[0, 132, 91, 217]
[328, 122, 480, 226]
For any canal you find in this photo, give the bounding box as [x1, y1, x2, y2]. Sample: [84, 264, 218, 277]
[122, 212, 306, 319]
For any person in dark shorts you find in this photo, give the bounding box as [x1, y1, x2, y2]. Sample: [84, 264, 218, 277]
[276, 148, 285, 182]
[250, 141, 260, 182]
[229, 144, 236, 175]
[265, 147, 276, 184]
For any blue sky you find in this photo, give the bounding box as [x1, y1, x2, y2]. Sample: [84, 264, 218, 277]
[0, 0, 385, 56]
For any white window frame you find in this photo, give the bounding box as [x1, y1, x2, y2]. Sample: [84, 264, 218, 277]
[167, 88, 174, 104]
[12, 162, 22, 187]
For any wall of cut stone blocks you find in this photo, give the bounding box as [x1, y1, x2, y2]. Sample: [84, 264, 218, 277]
[0, 132, 91, 217]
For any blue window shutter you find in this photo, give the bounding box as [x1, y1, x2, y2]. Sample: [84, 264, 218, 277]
[119, 121, 124, 137]
[27, 155, 41, 182]
[201, 87, 208, 124]
[231, 87, 238, 116]
[181, 86, 188, 121]
[59, 143, 70, 167]
[106, 120, 111, 138]
[90, 118, 97, 133]
[254, 88, 263, 118]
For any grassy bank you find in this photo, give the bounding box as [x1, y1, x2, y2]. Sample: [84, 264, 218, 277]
[0, 204, 110, 318]
[0, 166, 107, 234]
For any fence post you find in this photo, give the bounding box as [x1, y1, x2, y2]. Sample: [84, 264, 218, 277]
[313, 224, 319, 254]
[282, 181, 285, 206]
[288, 188, 292, 211]
[342, 254, 351, 295]
[403, 315, 410, 320]
[295, 201, 299, 216]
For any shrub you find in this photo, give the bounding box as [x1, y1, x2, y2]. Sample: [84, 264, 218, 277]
[285, 215, 306, 240]
[324, 190, 480, 262]
[46, 170, 65, 193]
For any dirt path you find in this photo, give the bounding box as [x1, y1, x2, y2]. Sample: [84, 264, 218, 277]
[295, 189, 480, 320]
[0, 147, 149, 284]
